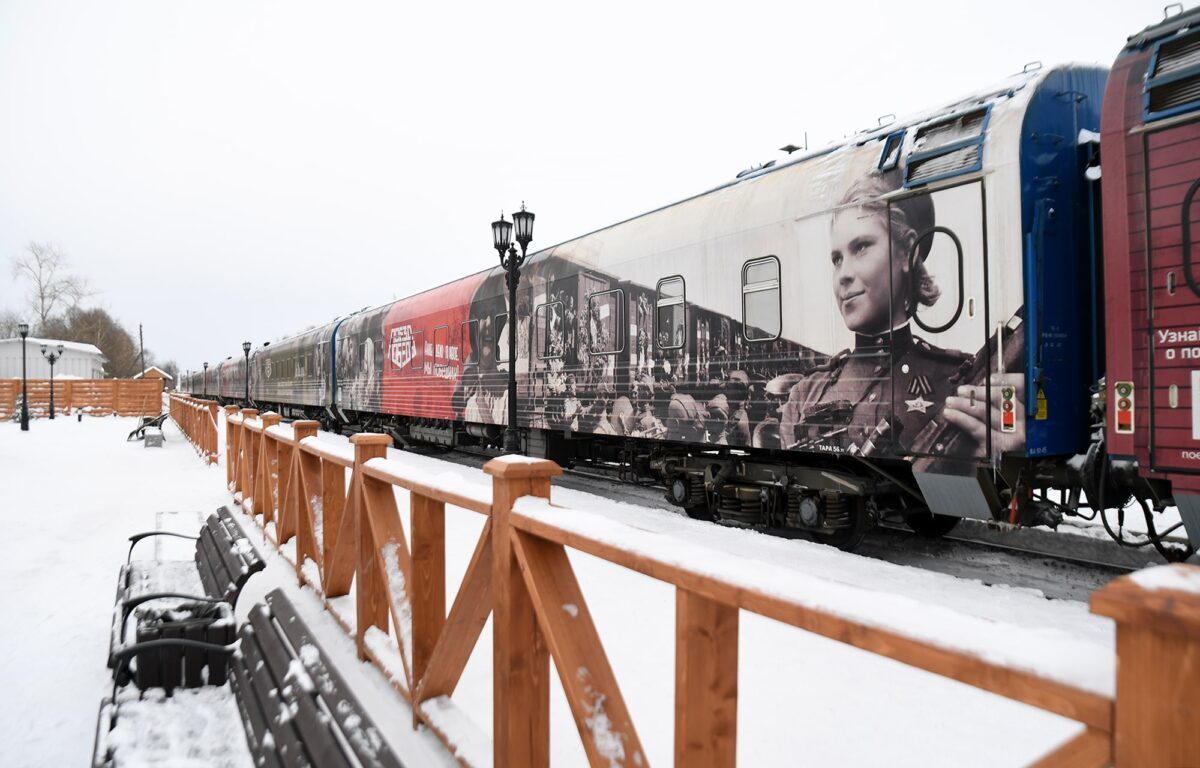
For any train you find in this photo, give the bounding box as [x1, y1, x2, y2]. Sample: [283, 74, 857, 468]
[182, 6, 1200, 560]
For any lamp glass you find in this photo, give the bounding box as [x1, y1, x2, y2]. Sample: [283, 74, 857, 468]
[57, 344, 64, 356]
[243, 341, 251, 354]
[513, 207, 535, 247]
[492, 216, 512, 253]
[18, 322, 28, 337]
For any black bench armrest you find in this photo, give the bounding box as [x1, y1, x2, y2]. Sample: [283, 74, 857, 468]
[116, 592, 228, 643]
[125, 531, 199, 565]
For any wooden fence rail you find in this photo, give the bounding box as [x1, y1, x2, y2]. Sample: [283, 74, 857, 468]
[0, 378, 162, 418]
[167, 394, 219, 463]
[174, 405, 1199, 768]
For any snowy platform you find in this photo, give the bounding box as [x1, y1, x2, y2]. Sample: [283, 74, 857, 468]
[0, 413, 1128, 766]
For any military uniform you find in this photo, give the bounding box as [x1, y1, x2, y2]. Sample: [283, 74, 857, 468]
[778, 325, 971, 458]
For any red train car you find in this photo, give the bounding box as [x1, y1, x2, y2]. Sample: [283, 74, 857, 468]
[1102, 6, 1200, 545]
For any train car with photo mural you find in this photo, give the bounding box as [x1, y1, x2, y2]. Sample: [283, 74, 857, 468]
[181, 7, 1200, 558]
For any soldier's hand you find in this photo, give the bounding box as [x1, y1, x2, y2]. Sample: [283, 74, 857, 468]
[942, 373, 1025, 457]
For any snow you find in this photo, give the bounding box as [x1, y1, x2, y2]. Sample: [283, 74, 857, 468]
[514, 493, 1114, 698]
[1130, 565, 1200, 594]
[0, 412, 1136, 767]
[0, 414, 454, 768]
[101, 685, 252, 767]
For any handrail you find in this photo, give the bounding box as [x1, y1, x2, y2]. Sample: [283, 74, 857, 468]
[362, 457, 492, 515]
[211, 404, 1199, 767]
[167, 393, 219, 463]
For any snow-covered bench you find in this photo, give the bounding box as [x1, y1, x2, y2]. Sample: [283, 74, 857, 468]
[107, 506, 265, 681]
[230, 588, 404, 768]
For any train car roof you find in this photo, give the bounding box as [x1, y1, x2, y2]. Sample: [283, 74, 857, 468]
[1125, 5, 1200, 49]
[520, 63, 1070, 266]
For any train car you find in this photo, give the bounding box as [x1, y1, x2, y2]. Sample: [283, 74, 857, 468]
[186, 28, 1200, 553]
[218, 356, 247, 402]
[251, 324, 334, 419]
[246, 63, 1103, 546]
[1101, 5, 1200, 553]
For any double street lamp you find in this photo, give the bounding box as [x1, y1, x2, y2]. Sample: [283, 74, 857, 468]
[41, 343, 64, 419]
[491, 203, 535, 454]
[18, 322, 29, 431]
[242, 341, 252, 402]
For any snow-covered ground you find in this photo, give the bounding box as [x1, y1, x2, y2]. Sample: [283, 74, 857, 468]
[0, 413, 1118, 767]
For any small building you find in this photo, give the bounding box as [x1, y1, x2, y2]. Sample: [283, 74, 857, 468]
[0, 336, 107, 379]
[134, 366, 174, 382]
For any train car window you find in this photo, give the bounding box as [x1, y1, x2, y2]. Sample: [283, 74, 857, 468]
[587, 289, 625, 354]
[460, 319, 479, 364]
[742, 257, 781, 341]
[535, 302, 565, 359]
[433, 325, 449, 364]
[879, 129, 905, 171]
[656, 276, 686, 350]
[410, 330, 424, 370]
[494, 313, 510, 363]
[904, 106, 989, 187]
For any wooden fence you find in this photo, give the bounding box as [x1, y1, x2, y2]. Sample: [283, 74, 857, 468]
[175, 404, 1199, 768]
[167, 394, 219, 463]
[0, 378, 163, 419]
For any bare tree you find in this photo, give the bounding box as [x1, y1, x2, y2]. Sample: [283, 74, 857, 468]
[11, 242, 92, 330]
[0, 308, 24, 338]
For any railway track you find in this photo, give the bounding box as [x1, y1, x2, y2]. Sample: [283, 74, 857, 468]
[436, 447, 1155, 602]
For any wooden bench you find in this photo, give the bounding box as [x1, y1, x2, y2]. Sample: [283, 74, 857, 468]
[231, 588, 405, 768]
[108, 506, 265, 680]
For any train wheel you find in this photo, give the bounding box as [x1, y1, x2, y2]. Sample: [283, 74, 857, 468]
[818, 497, 871, 551]
[905, 509, 961, 538]
[683, 505, 714, 522]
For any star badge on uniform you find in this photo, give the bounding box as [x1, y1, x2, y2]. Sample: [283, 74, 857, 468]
[905, 396, 933, 413]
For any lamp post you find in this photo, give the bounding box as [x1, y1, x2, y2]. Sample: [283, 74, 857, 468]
[41, 344, 64, 419]
[202, 361, 209, 399]
[17, 322, 29, 431]
[492, 203, 535, 453]
[242, 341, 252, 403]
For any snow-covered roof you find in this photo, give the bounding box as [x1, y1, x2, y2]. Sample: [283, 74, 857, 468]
[0, 336, 105, 359]
[134, 366, 173, 380]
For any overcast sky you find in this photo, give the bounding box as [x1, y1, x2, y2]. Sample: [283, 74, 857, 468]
[0, 0, 1167, 369]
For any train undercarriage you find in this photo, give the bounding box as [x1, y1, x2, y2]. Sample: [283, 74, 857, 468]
[223, 396, 1195, 562]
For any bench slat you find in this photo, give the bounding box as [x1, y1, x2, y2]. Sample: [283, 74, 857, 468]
[230, 647, 277, 763]
[204, 518, 243, 595]
[238, 617, 313, 767]
[246, 607, 352, 768]
[194, 530, 225, 602]
[266, 590, 404, 768]
[218, 509, 264, 571]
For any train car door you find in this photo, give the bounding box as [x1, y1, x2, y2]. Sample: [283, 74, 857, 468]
[1144, 116, 1200, 476]
[892, 180, 990, 466]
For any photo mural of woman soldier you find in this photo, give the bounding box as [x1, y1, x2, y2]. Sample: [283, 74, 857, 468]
[778, 168, 1021, 459]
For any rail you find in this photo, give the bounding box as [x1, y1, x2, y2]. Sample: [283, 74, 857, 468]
[211, 406, 1199, 767]
[167, 394, 219, 463]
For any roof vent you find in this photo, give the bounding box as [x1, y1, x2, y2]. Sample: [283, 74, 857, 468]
[904, 107, 989, 187]
[1146, 28, 1200, 119]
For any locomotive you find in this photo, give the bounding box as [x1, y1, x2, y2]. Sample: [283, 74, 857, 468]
[183, 7, 1200, 559]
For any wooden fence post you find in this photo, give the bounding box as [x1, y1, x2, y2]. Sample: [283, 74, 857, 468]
[1091, 564, 1200, 767]
[238, 409, 258, 508]
[206, 402, 219, 463]
[675, 589, 739, 768]
[283, 421, 320, 546]
[225, 406, 240, 486]
[257, 413, 282, 524]
[350, 433, 393, 660]
[484, 457, 562, 768]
